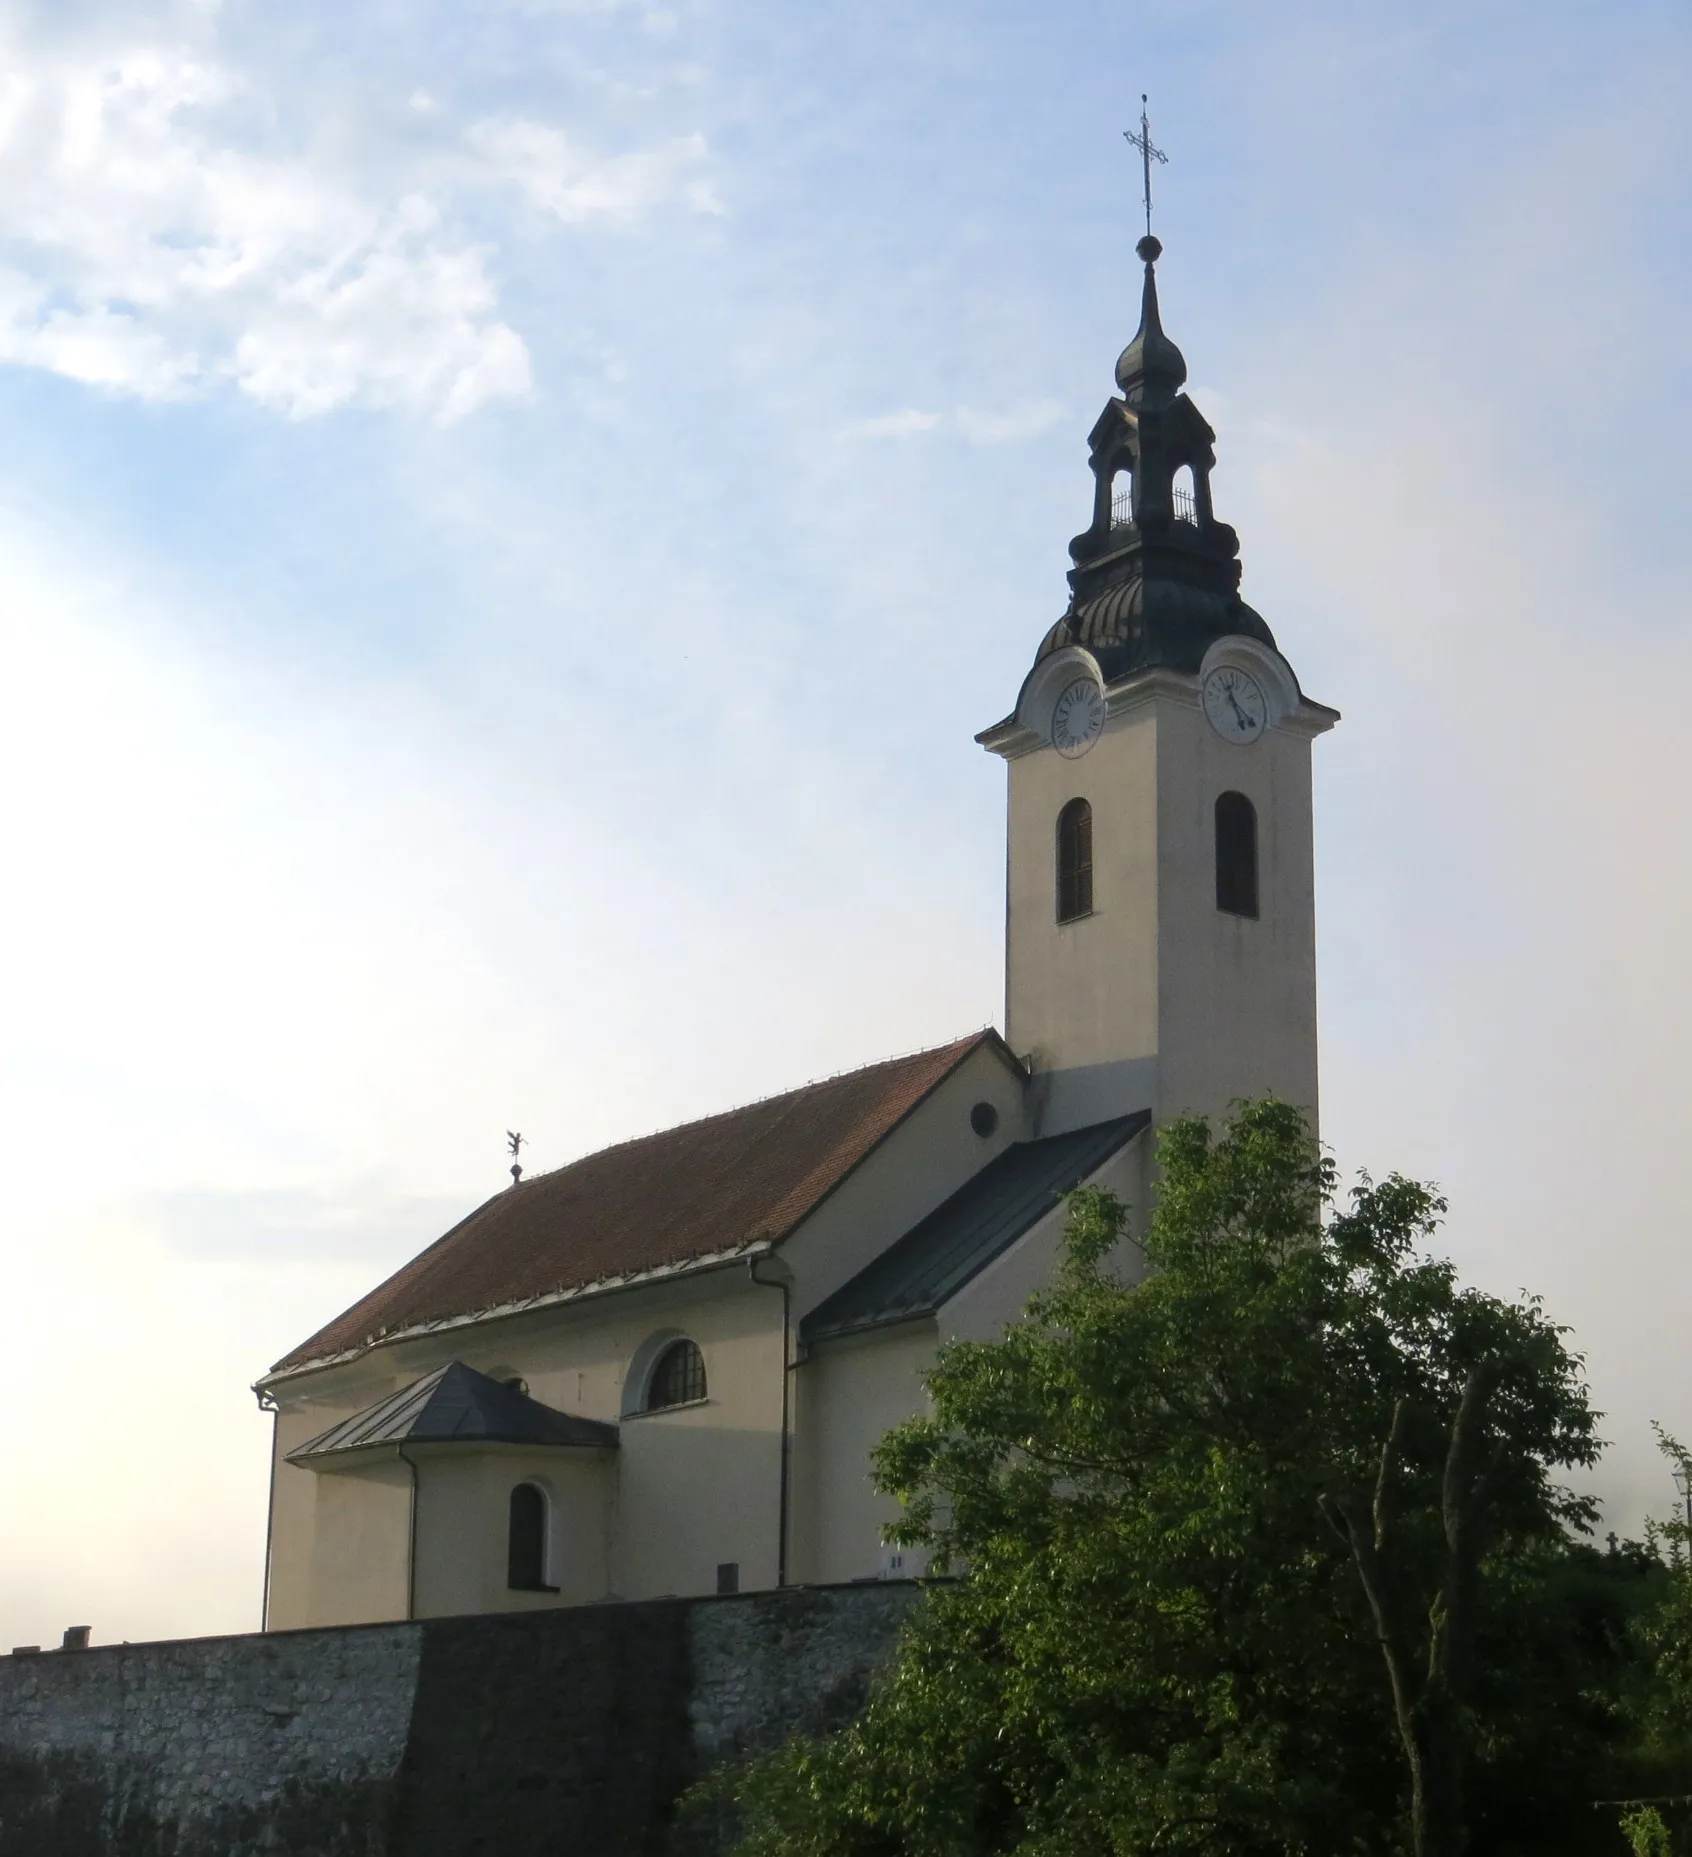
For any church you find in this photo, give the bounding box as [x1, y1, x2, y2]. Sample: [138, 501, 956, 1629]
[255, 231, 1337, 1631]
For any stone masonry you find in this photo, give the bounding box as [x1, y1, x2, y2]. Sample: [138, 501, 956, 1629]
[0, 1581, 919, 1857]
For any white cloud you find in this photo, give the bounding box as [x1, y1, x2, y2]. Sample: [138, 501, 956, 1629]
[0, 27, 718, 422]
[226, 198, 534, 422]
[0, 272, 198, 395]
[467, 117, 720, 223]
[955, 398, 1064, 444]
[0, 36, 530, 421]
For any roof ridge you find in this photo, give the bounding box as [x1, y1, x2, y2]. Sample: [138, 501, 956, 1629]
[263, 1024, 1019, 1382]
[507, 1027, 1001, 1187]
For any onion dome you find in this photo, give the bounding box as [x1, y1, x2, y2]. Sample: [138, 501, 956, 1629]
[1026, 237, 1282, 685]
[1114, 236, 1187, 409]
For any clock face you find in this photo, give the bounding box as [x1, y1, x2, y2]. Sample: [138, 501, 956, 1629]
[1051, 678, 1105, 758]
[1201, 666, 1267, 744]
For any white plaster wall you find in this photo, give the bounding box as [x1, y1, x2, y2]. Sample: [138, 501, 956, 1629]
[1003, 680, 1323, 1137]
[266, 1267, 788, 1625]
[304, 1455, 412, 1628]
[607, 1277, 785, 1598]
[412, 1446, 611, 1617]
[788, 1134, 1150, 1587]
[1155, 699, 1321, 1128]
[265, 1417, 319, 1632]
[268, 1107, 1148, 1632]
[941, 1132, 1150, 1344]
[789, 1319, 937, 1586]
[1005, 699, 1160, 1093]
[268, 1372, 414, 1632]
[780, 1039, 1030, 1320]
[265, 1043, 1043, 1626]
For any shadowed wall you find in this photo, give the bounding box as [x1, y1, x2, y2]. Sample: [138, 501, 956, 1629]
[0, 1582, 917, 1857]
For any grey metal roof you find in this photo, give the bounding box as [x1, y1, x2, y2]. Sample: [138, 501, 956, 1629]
[287, 1361, 619, 1465]
[799, 1112, 1150, 1346]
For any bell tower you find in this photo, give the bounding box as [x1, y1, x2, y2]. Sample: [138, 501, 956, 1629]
[978, 235, 1338, 1138]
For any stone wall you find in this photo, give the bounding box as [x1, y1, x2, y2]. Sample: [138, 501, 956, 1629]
[0, 1582, 919, 1857]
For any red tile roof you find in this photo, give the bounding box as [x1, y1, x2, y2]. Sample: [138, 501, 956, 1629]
[269, 1031, 1014, 1377]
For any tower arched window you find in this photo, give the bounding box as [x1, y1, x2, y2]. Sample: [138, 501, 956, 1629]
[507, 1482, 556, 1592]
[1171, 463, 1196, 524]
[1110, 468, 1133, 527]
[1056, 798, 1093, 924]
[646, 1338, 706, 1411]
[1215, 791, 1259, 918]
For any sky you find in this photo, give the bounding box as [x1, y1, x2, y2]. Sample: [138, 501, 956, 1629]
[0, 0, 1689, 1650]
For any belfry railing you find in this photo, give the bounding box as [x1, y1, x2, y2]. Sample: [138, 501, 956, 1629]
[1110, 484, 1197, 527]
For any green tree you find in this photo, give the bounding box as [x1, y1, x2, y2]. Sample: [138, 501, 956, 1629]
[1618, 1806, 1672, 1857]
[722, 1100, 1608, 1857]
[1620, 1428, 1692, 1842]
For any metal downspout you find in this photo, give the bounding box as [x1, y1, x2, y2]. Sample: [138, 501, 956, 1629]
[748, 1256, 791, 1588]
[398, 1446, 419, 1621]
[257, 1392, 278, 1631]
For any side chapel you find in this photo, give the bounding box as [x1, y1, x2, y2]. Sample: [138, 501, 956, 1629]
[256, 233, 1338, 1630]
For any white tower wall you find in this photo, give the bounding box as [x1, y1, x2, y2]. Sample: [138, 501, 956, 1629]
[992, 658, 1333, 1139]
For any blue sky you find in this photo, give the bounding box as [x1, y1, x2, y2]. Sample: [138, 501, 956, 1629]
[1, 0, 1689, 1646]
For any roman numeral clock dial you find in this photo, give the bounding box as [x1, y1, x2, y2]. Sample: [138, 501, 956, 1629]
[1051, 677, 1105, 758]
[1201, 666, 1267, 743]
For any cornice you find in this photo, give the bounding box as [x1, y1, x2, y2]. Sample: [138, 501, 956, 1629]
[1103, 666, 1198, 718]
[978, 664, 1338, 760]
[253, 1244, 772, 1395]
[1276, 698, 1342, 740]
[973, 712, 1031, 758]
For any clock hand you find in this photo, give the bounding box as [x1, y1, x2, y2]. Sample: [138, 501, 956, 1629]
[1225, 689, 1252, 728]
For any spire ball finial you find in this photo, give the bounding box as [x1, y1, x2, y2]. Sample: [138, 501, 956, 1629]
[1115, 227, 1186, 404]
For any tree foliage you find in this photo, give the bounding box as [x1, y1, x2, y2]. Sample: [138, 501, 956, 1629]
[719, 1100, 1652, 1857]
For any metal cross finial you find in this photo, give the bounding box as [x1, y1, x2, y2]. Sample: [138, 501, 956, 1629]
[507, 1129, 524, 1186]
[1123, 94, 1167, 239]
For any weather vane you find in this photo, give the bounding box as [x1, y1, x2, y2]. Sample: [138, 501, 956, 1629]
[1123, 94, 1167, 240]
[507, 1130, 524, 1186]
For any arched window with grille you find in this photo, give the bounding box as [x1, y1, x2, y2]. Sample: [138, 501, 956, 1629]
[1056, 798, 1093, 924]
[507, 1482, 556, 1592]
[646, 1338, 707, 1411]
[1171, 463, 1197, 524]
[1215, 791, 1259, 918]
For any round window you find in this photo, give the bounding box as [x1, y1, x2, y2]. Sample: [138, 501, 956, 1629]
[970, 1101, 999, 1138]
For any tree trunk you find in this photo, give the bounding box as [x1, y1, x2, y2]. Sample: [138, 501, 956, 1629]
[1321, 1365, 1499, 1857]
[1408, 1693, 1465, 1857]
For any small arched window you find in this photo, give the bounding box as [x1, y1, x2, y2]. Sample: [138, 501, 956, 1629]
[1171, 463, 1196, 524]
[1109, 468, 1133, 527]
[646, 1338, 707, 1411]
[1056, 798, 1094, 924]
[1215, 791, 1259, 918]
[507, 1482, 556, 1592]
